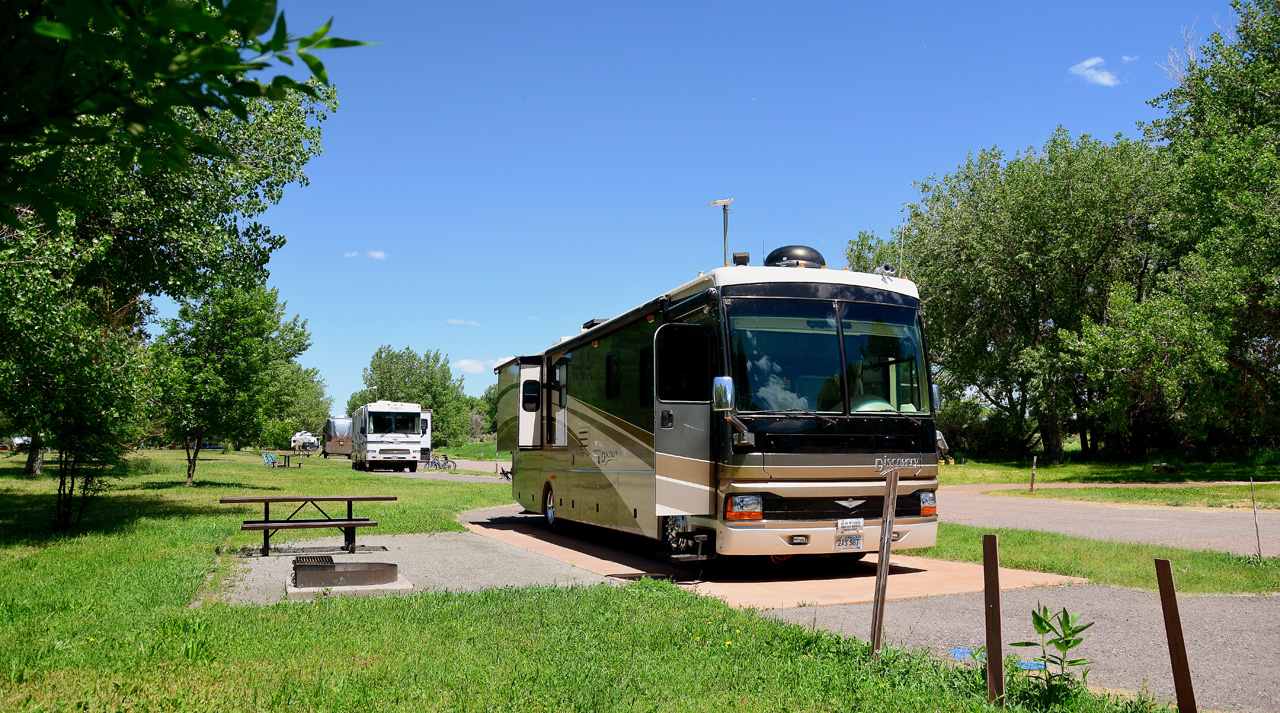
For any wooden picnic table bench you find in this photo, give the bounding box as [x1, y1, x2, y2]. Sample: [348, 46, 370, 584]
[219, 495, 397, 556]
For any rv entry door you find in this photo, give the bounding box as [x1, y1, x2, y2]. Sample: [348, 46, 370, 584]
[653, 323, 716, 516]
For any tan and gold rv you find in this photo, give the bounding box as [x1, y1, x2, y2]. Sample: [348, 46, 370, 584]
[495, 246, 939, 560]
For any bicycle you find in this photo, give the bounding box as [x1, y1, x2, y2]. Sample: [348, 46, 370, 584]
[427, 453, 456, 471]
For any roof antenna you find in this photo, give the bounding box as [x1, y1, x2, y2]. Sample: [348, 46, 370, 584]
[708, 198, 734, 266]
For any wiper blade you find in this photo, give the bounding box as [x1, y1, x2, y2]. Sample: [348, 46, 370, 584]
[771, 409, 838, 426]
[866, 408, 924, 427]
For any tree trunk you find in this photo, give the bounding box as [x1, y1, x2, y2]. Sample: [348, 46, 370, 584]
[1042, 417, 1065, 464]
[24, 437, 44, 475]
[184, 433, 202, 487]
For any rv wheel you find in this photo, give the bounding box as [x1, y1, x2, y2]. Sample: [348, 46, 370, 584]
[663, 516, 690, 553]
[543, 486, 557, 529]
[408, 462, 417, 473]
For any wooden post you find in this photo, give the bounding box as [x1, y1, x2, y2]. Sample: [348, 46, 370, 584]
[870, 469, 901, 658]
[1030, 456, 1037, 493]
[1155, 558, 1197, 713]
[1251, 478, 1263, 559]
[983, 534, 1005, 705]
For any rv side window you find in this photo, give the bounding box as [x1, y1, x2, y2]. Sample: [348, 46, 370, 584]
[639, 345, 654, 408]
[656, 326, 712, 402]
[521, 380, 541, 412]
[605, 350, 622, 400]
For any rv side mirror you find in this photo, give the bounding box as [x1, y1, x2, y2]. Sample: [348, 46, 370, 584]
[712, 376, 734, 411]
[932, 384, 942, 412]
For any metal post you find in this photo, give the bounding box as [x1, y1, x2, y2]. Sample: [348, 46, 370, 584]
[983, 535, 1005, 705]
[870, 469, 900, 657]
[1030, 456, 1037, 493]
[722, 205, 730, 266]
[1251, 477, 1263, 559]
[1155, 558, 1197, 713]
[262, 502, 270, 556]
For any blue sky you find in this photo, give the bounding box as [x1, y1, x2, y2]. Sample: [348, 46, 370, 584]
[247, 1, 1234, 412]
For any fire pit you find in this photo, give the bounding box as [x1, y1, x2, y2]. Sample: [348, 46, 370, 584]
[292, 555, 398, 588]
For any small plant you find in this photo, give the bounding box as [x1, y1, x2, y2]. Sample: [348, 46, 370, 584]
[1011, 603, 1094, 703]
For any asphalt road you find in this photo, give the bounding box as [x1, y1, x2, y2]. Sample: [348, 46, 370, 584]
[940, 489, 1280, 556]
[769, 585, 1280, 713]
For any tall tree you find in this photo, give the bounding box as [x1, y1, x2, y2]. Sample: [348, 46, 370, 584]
[154, 283, 309, 485]
[351, 346, 470, 446]
[885, 129, 1171, 460]
[259, 361, 332, 449]
[1133, 0, 1280, 448]
[1, 0, 363, 227]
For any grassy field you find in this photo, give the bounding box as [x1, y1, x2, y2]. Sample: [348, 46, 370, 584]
[443, 441, 512, 461]
[920, 523, 1280, 594]
[938, 458, 1280, 487]
[994, 483, 1280, 511]
[0, 449, 1156, 712]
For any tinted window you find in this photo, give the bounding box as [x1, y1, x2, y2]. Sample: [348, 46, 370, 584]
[605, 350, 622, 400]
[656, 325, 711, 402]
[521, 380, 540, 412]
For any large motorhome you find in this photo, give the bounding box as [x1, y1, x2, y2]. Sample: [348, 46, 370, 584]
[322, 417, 353, 459]
[494, 245, 939, 559]
[350, 401, 423, 473]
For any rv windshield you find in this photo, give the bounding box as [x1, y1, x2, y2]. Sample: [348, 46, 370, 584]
[726, 299, 930, 415]
[368, 412, 419, 435]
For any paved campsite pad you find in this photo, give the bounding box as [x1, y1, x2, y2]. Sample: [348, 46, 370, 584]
[461, 505, 1084, 608]
[769, 585, 1280, 713]
[223, 531, 610, 605]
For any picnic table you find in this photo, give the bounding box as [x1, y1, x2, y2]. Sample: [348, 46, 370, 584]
[220, 495, 397, 556]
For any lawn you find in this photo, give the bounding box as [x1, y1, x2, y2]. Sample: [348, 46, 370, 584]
[993, 483, 1280, 511]
[938, 458, 1280, 487]
[0, 449, 1155, 712]
[443, 440, 511, 461]
[919, 524, 1280, 595]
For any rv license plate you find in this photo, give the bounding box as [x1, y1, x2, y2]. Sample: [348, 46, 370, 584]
[835, 534, 863, 550]
[837, 518, 864, 534]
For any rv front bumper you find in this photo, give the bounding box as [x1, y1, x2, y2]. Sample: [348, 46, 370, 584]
[709, 517, 937, 556]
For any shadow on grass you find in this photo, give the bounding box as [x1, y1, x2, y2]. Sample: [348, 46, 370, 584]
[0, 488, 235, 549]
[127, 479, 281, 492]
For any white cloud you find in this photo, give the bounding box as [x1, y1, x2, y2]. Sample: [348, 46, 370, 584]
[454, 358, 501, 374]
[343, 251, 358, 258]
[1122, 55, 1139, 63]
[528, 316, 540, 320]
[1069, 56, 1120, 86]
[367, 250, 386, 260]
[446, 318, 481, 326]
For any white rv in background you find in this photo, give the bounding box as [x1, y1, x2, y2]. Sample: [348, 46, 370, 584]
[351, 400, 422, 472]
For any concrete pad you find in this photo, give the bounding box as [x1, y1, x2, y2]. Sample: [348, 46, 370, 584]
[461, 505, 1084, 609]
[286, 574, 414, 601]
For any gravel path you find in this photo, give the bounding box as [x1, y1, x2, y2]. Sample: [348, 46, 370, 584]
[223, 531, 609, 605]
[768, 585, 1280, 713]
[941, 490, 1279, 556]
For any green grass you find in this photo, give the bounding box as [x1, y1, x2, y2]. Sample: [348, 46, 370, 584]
[917, 523, 1280, 594]
[938, 459, 1280, 487]
[993, 484, 1280, 510]
[443, 441, 511, 461]
[0, 449, 1157, 712]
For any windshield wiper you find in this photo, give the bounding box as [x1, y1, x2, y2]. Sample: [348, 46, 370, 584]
[769, 409, 838, 425]
[865, 408, 924, 427]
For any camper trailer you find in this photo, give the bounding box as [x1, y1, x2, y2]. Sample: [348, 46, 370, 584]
[290, 431, 319, 452]
[351, 401, 422, 472]
[322, 417, 353, 459]
[494, 245, 939, 559]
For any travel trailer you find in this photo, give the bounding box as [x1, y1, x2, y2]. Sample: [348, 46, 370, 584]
[322, 417, 353, 459]
[290, 431, 319, 452]
[350, 401, 423, 472]
[494, 245, 939, 559]
[418, 409, 433, 462]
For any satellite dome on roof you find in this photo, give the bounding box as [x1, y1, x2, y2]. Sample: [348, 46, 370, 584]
[764, 245, 826, 268]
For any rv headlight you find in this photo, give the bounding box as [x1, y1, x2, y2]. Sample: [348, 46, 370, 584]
[726, 494, 763, 521]
[920, 491, 937, 516]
